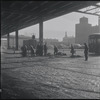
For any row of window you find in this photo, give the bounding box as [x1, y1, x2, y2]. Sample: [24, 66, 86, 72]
[89, 38, 100, 44]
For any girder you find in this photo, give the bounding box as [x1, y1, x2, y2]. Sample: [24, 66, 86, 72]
[1, 1, 100, 36]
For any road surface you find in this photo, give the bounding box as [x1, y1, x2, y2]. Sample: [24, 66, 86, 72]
[1, 50, 100, 99]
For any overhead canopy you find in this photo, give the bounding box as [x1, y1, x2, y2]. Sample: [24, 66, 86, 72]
[77, 2, 100, 16]
[1, 1, 100, 36]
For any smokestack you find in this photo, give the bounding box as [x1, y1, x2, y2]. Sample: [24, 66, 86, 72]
[65, 32, 67, 37]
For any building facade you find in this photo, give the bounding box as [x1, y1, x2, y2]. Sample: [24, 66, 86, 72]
[63, 32, 75, 45]
[75, 17, 99, 44]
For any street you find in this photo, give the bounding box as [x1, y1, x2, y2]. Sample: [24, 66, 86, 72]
[1, 50, 100, 99]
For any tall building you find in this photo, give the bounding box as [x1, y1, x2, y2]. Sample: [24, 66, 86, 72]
[75, 17, 99, 44]
[63, 32, 68, 43]
[99, 16, 100, 33]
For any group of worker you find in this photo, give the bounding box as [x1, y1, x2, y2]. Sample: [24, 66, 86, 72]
[21, 43, 59, 57]
[21, 42, 48, 57]
[21, 42, 89, 61]
[36, 43, 47, 56]
[54, 43, 89, 61]
[21, 45, 27, 57]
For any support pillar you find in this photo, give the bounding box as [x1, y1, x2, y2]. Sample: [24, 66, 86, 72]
[39, 19, 43, 45]
[39, 18, 43, 56]
[98, 16, 100, 33]
[7, 33, 10, 49]
[15, 30, 18, 50]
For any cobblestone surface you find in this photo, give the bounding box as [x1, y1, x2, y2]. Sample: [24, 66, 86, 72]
[1, 50, 100, 99]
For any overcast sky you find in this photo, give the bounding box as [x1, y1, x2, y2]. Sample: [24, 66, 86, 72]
[10, 12, 98, 41]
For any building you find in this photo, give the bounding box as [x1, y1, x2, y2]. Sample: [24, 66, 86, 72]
[1, 34, 59, 49]
[63, 32, 75, 45]
[1, 38, 7, 49]
[63, 32, 68, 43]
[23, 35, 38, 49]
[1, 35, 32, 49]
[44, 38, 58, 45]
[75, 17, 99, 44]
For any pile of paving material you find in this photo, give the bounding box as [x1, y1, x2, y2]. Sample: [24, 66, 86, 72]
[70, 55, 82, 58]
[56, 52, 67, 56]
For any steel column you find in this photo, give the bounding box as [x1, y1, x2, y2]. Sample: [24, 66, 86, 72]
[7, 33, 10, 49]
[39, 19, 43, 45]
[98, 16, 100, 33]
[15, 30, 18, 50]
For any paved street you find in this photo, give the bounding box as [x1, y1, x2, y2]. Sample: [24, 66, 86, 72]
[1, 50, 100, 99]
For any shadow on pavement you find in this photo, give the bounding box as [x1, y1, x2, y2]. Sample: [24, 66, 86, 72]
[89, 53, 100, 57]
[69, 55, 83, 58]
[1, 73, 100, 99]
[1, 73, 38, 99]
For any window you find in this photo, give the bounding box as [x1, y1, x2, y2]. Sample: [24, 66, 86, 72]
[97, 38, 100, 43]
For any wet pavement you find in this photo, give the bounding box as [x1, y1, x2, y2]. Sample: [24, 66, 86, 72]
[1, 50, 100, 99]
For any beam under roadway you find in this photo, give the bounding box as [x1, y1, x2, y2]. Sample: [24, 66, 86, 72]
[76, 11, 100, 16]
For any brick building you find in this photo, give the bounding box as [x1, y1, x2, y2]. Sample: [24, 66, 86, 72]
[75, 17, 99, 44]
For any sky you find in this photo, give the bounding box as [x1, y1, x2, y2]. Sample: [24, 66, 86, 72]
[10, 12, 99, 41]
